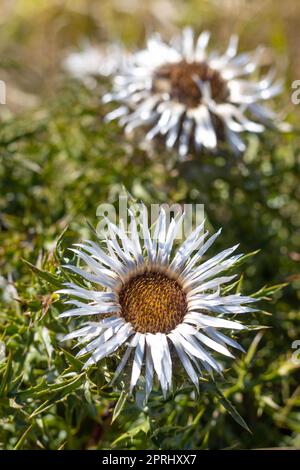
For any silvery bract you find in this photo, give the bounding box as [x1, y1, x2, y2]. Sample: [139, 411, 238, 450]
[58, 207, 257, 401]
[103, 28, 288, 158]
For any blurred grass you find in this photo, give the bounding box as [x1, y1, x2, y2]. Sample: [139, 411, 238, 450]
[0, 0, 300, 450]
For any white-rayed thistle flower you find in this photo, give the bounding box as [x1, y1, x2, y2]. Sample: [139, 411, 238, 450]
[103, 28, 288, 158]
[64, 42, 126, 88]
[58, 207, 257, 401]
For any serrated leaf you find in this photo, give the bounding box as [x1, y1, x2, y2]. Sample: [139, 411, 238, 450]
[112, 414, 150, 446]
[60, 348, 83, 371]
[29, 375, 85, 418]
[54, 225, 69, 263]
[227, 250, 260, 273]
[218, 392, 252, 433]
[252, 283, 288, 299]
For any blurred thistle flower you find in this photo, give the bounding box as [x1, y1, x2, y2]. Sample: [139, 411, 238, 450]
[103, 28, 289, 158]
[58, 206, 257, 401]
[64, 42, 127, 88]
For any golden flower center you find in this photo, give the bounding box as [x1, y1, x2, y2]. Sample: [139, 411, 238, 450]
[118, 271, 187, 334]
[152, 60, 228, 108]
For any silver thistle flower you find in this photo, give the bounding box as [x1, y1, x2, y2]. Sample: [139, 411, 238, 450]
[58, 207, 257, 401]
[103, 28, 288, 158]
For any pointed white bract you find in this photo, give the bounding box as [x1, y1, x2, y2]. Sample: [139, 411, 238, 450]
[64, 42, 128, 85]
[58, 206, 257, 401]
[103, 28, 288, 158]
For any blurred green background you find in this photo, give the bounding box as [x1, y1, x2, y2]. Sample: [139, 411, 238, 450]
[0, 0, 300, 450]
